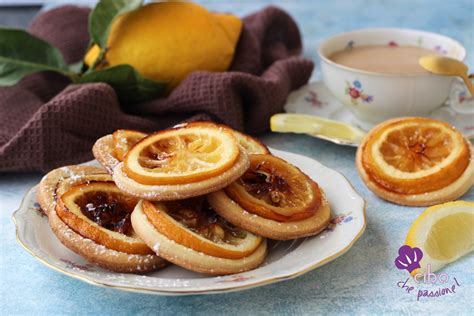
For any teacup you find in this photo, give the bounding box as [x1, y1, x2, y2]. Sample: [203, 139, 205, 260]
[318, 28, 466, 129]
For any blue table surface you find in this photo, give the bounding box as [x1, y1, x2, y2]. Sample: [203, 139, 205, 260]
[1, 1, 473, 315]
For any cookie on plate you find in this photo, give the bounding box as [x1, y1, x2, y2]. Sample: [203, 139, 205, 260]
[131, 197, 267, 275]
[37, 165, 167, 273]
[208, 154, 331, 240]
[101, 122, 251, 200]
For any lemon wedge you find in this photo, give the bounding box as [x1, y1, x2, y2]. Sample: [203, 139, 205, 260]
[270, 114, 366, 146]
[406, 200, 474, 275]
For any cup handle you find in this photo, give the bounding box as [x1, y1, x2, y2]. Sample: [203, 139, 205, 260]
[446, 77, 474, 114]
[461, 73, 474, 96]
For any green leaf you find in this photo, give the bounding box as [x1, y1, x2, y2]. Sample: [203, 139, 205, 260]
[68, 60, 84, 74]
[78, 64, 167, 104]
[89, 0, 143, 48]
[0, 28, 71, 86]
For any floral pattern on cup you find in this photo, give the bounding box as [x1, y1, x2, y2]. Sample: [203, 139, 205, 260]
[345, 80, 373, 105]
[434, 45, 448, 55]
[304, 91, 326, 108]
[458, 90, 474, 103]
[388, 41, 398, 47]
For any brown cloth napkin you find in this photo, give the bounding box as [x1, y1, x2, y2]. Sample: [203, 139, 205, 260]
[0, 5, 313, 172]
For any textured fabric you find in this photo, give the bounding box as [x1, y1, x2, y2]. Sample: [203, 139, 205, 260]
[0, 5, 313, 172]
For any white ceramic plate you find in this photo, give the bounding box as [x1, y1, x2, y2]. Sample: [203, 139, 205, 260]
[13, 148, 366, 295]
[284, 80, 474, 146]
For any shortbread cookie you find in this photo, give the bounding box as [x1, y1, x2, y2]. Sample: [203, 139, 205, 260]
[92, 122, 268, 172]
[356, 117, 474, 206]
[227, 128, 270, 155]
[113, 151, 249, 200]
[208, 190, 330, 240]
[131, 198, 267, 275]
[37, 166, 167, 273]
[208, 154, 331, 240]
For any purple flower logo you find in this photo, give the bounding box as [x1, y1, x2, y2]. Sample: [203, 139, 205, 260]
[395, 245, 423, 273]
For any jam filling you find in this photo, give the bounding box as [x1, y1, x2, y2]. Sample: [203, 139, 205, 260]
[165, 198, 246, 244]
[239, 162, 291, 206]
[75, 191, 138, 235]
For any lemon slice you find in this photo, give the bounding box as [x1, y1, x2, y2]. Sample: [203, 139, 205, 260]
[225, 154, 321, 221]
[57, 181, 153, 255]
[124, 123, 240, 185]
[406, 200, 474, 275]
[230, 129, 270, 154]
[270, 113, 366, 145]
[362, 117, 470, 194]
[113, 129, 147, 161]
[141, 200, 262, 259]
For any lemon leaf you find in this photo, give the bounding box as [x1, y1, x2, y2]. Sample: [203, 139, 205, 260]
[89, 0, 143, 48]
[0, 28, 71, 86]
[78, 64, 167, 104]
[68, 60, 84, 74]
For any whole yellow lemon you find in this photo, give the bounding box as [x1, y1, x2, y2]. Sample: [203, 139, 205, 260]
[84, 2, 242, 89]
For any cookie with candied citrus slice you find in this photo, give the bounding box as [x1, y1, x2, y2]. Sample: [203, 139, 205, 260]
[113, 129, 147, 161]
[227, 129, 270, 155]
[208, 154, 331, 240]
[37, 165, 166, 273]
[93, 124, 268, 173]
[356, 117, 474, 206]
[57, 181, 152, 255]
[174, 122, 270, 155]
[93, 129, 147, 173]
[123, 123, 241, 185]
[93, 134, 121, 173]
[112, 122, 250, 200]
[131, 197, 267, 275]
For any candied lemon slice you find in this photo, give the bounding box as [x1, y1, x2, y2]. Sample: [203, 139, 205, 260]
[363, 117, 470, 194]
[231, 129, 270, 154]
[141, 199, 262, 259]
[270, 113, 366, 145]
[113, 129, 147, 161]
[123, 123, 240, 185]
[225, 154, 321, 222]
[57, 181, 153, 255]
[406, 201, 474, 275]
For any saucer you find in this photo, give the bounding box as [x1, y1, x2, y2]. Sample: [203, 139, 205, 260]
[284, 79, 474, 146]
[13, 148, 366, 295]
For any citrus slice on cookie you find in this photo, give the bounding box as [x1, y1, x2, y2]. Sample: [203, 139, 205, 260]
[113, 129, 147, 161]
[230, 129, 270, 154]
[123, 123, 240, 185]
[406, 201, 474, 275]
[225, 154, 322, 222]
[56, 181, 153, 255]
[140, 198, 262, 259]
[356, 117, 473, 205]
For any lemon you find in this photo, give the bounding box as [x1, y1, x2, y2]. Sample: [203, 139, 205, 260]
[406, 200, 474, 275]
[84, 2, 242, 89]
[270, 113, 366, 145]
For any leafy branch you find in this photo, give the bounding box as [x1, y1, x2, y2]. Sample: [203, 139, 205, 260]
[0, 0, 166, 104]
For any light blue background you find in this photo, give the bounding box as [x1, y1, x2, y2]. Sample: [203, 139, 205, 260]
[1, 1, 473, 315]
